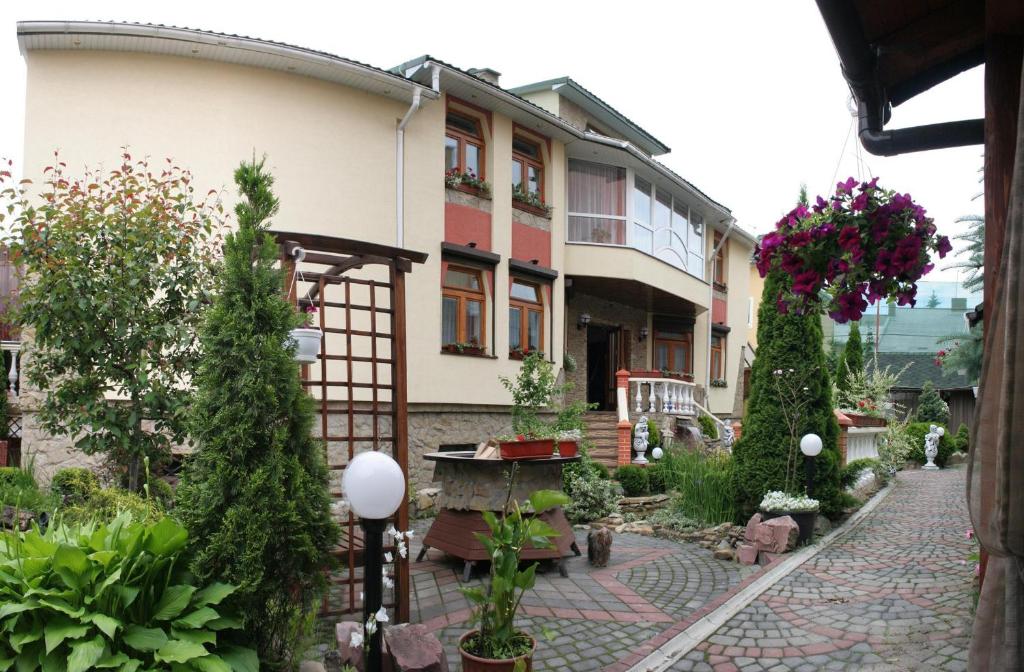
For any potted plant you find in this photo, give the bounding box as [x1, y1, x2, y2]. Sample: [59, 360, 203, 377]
[759, 490, 819, 545]
[498, 353, 560, 460]
[446, 168, 492, 198]
[511, 185, 552, 218]
[289, 304, 322, 363]
[555, 429, 581, 458]
[444, 341, 488, 356]
[459, 475, 570, 671]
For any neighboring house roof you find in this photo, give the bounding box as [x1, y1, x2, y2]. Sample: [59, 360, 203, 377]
[831, 305, 969, 354]
[508, 77, 671, 156]
[872, 352, 974, 391]
[17, 21, 437, 105]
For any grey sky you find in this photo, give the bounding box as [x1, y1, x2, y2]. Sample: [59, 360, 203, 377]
[0, 2, 984, 281]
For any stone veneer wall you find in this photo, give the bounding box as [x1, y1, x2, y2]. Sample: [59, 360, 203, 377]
[564, 292, 649, 406]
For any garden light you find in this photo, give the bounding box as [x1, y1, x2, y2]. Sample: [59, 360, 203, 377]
[799, 433, 822, 497]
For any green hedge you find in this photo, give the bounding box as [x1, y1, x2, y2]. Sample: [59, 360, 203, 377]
[906, 422, 956, 467]
[616, 465, 650, 497]
[954, 423, 970, 453]
[51, 467, 100, 505]
[841, 458, 880, 488]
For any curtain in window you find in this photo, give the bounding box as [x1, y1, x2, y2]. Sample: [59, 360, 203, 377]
[442, 297, 457, 345]
[568, 161, 625, 215]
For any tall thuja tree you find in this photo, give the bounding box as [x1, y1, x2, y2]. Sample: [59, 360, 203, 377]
[731, 270, 843, 519]
[176, 158, 337, 666]
[835, 321, 864, 391]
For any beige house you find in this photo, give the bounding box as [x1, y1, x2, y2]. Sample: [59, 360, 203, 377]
[16, 21, 758, 485]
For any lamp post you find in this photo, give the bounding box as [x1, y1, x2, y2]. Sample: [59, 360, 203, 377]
[341, 451, 406, 672]
[799, 433, 823, 496]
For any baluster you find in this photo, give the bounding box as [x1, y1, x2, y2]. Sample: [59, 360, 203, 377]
[647, 382, 657, 413]
[634, 381, 642, 413]
[665, 384, 674, 414]
[8, 350, 17, 397]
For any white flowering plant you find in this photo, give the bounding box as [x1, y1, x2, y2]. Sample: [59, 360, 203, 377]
[759, 490, 820, 513]
[348, 526, 415, 653]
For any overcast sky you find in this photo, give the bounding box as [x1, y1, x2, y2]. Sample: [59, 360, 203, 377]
[0, 2, 984, 281]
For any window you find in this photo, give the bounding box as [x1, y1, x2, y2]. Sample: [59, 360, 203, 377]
[688, 213, 705, 279]
[509, 279, 543, 356]
[446, 111, 484, 178]
[713, 232, 727, 285]
[654, 326, 692, 374]
[512, 135, 544, 201]
[711, 335, 725, 380]
[568, 160, 627, 244]
[442, 265, 486, 349]
[633, 177, 654, 254]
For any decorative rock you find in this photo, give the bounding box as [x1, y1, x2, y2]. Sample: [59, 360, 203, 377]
[744, 513, 763, 542]
[335, 622, 365, 671]
[614, 521, 654, 536]
[736, 543, 759, 565]
[617, 493, 671, 515]
[1, 506, 34, 531]
[947, 451, 968, 466]
[814, 514, 833, 537]
[385, 623, 449, 672]
[713, 539, 735, 561]
[587, 527, 613, 567]
[757, 550, 785, 565]
[756, 516, 800, 553]
[413, 487, 441, 518]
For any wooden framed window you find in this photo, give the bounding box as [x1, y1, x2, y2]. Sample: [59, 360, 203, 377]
[654, 328, 693, 374]
[512, 135, 544, 201]
[713, 232, 727, 285]
[711, 335, 725, 380]
[442, 265, 486, 349]
[509, 279, 543, 357]
[445, 111, 485, 178]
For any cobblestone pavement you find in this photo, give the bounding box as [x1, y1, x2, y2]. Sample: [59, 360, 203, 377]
[408, 521, 758, 671]
[664, 468, 974, 672]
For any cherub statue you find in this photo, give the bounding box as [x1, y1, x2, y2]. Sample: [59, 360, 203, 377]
[633, 416, 650, 464]
[923, 423, 944, 470]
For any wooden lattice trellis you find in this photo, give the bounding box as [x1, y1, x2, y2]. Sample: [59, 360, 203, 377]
[271, 231, 426, 623]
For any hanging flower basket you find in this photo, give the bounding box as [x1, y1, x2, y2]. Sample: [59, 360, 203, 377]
[755, 177, 952, 323]
[289, 327, 322, 363]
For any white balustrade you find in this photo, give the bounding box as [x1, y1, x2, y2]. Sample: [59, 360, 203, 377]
[1, 341, 18, 397]
[627, 377, 696, 418]
[846, 426, 886, 462]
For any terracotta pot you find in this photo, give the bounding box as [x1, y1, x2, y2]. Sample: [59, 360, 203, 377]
[459, 630, 536, 672]
[844, 412, 887, 428]
[760, 510, 817, 545]
[556, 441, 578, 458]
[499, 439, 555, 461]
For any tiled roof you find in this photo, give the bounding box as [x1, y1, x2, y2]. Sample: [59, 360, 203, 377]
[871, 353, 974, 390]
[830, 306, 969, 354]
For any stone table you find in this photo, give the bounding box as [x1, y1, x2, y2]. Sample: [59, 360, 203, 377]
[417, 451, 581, 580]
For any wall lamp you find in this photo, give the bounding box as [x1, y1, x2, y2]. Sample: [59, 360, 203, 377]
[638, 327, 649, 342]
[577, 313, 591, 330]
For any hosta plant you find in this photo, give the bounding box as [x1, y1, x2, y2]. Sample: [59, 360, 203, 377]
[0, 513, 257, 672]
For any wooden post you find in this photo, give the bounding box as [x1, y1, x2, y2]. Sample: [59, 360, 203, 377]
[391, 265, 411, 624]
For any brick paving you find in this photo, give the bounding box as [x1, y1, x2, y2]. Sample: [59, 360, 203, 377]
[409, 521, 758, 671]
[666, 468, 974, 672]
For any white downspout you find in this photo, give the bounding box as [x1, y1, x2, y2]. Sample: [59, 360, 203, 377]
[704, 217, 737, 408]
[396, 88, 422, 248]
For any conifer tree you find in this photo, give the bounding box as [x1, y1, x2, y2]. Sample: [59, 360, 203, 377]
[916, 380, 950, 425]
[732, 270, 843, 519]
[176, 158, 337, 665]
[835, 321, 864, 391]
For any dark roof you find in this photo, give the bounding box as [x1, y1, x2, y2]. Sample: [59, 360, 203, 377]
[871, 352, 973, 390]
[831, 306, 969, 354]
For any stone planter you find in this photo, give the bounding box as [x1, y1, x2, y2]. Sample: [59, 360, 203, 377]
[499, 439, 554, 461]
[288, 327, 322, 364]
[761, 510, 817, 545]
[844, 412, 887, 428]
[459, 631, 536, 672]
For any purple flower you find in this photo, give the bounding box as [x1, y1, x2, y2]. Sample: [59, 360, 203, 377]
[838, 226, 861, 251]
[834, 291, 868, 323]
[814, 222, 835, 238]
[937, 236, 953, 258]
[892, 236, 923, 273]
[792, 270, 820, 296]
[851, 191, 869, 212]
[860, 177, 879, 191]
[836, 177, 858, 195]
[781, 252, 803, 274]
[776, 295, 790, 314]
[875, 249, 894, 275]
[813, 195, 828, 213]
[789, 230, 812, 248]
[896, 283, 918, 306]
[866, 279, 888, 302]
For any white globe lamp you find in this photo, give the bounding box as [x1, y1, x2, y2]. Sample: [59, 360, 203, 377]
[651, 446, 664, 460]
[799, 433, 823, 457]
[343, 450, 406, 520]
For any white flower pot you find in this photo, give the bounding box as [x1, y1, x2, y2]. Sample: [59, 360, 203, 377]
[289, 327, 322, 363]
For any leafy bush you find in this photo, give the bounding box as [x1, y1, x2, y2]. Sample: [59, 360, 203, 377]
[647, 463, 668, 494]
[61, 487, 163, 526]
[841, 458, 880, 488]
[697, 414, 719, 440]
[51, 467, 100, 505]
[877, 419, 915, 476]
[906, 422, 956, 467]
[954, 423, 970, 453]
[658, 447, 736, 525]
[732, 272, 842, 519]
[833, 360, 911, 417]
[0, 467, 58, 514]
[615, 465, 650, 497]
[835, 321, 864, 392]
[564, 472, 619, 524]
[631, 419, 661, 449]
[648, 507, 700, 532]
[500, 352, 560, 438]
[0, 513, 258, 671]
[0, 467, 35, 492]
[916, 381, 950, 425]
[147, 478, 175, 510]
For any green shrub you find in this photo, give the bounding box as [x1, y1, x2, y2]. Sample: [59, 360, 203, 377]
[564, 471, 620, 524]
[147, 477, 175, 509]
[51, 466, 100, 505]
[631, 419, 661, 448]
[647, 463, 668, 494]
[877, 418, 914, 476]
[657, 446, 735, 526]
[648, 507, 700, 532]
[732, 270, 842, 519]
[841, 458, 880, 488]
[697, 414, 719, 440]
[916, 381, 950, 425]
[0, 467, 58, 513]
[954, 423, 970, 453]
[616, 465, 650, 497]
[62, 487, 163, 525]
[0, 467, 35, 491]
[0, 513, 258, 671]
[906, 422, 956, 467]
[835, 321, 864, 392]
[591, 461, 611, 479]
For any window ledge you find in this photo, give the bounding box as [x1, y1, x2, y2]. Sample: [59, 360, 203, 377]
[447, 183, 492, 200]
[713, 281, 728, 292]
[512, 200, 552, 219]
[440, 348, 497, 359]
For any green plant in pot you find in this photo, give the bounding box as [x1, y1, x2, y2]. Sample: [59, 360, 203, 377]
[498, 353, 559, 460]
[459, 471, 570, 671]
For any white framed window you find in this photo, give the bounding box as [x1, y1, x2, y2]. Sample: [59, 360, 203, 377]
[568, 160, 627, 245]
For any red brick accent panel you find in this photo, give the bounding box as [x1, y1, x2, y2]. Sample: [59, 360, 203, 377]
[712, 296, 728, 324]
[616, 369, 631, 466]
[834, 409, 853, 466]
[444, 202, 491, 250]
[511, 221, 551, 267]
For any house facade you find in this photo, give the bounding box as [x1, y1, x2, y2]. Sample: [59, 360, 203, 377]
[15, 22, 757, 486]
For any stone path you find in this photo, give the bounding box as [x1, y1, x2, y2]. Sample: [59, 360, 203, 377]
[409, 522, 758, 671]
[662, 468, 974, 672]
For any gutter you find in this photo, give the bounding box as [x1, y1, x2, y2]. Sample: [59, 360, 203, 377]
[814, 0, 983, 156]
[705, 217, 736, 399]
[395, 64, 439, 248]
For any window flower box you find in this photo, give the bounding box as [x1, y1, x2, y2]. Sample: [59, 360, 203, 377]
[442, 342, 487, 357]
[844, 412, 888, 428]
[509, 347, 543, 361]
[512, 187, 552, 218]
[445, 168, 491, 198]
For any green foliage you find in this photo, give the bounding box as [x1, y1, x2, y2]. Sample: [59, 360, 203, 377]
[51, 468, 100, 506]
[647, 463, 668, 494]
[2, 153, 225, 492]
[926, 290, 941, 308]
[174, 158, 337, 667]
[630, 419, 661, 449]
[833, 359, 912, 417]
[460, 467, 569, 661]
[500, 352, 561, 437]
[657, 447, 736, 526]
[147, 479, 175, 510]
[945, 213, 984, 293]
[61, 487, 163, 526]
[841, 458, 881, 488]
[0, 513, 257, 671]
[938, 323, 983, 384]
[732, 271, 843, 520]
[697, 414, 719, 440]
[906, 422, 956, 467]
[0, 468, 57, 514]
[877, 418, 914, 476]
[0, 467, 35, 492]
[562, 443, 618, 523]
[835, 322, 864, 391]
[615, 465, 650, 497]
[648, 507, 700, 532]
[916, 381, 950, 425]
[954, 423, 970, 453]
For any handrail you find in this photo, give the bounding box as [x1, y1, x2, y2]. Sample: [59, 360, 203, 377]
[689, 398, 729, 433]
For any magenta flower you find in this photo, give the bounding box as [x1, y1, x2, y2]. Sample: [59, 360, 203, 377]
[892, 236, 923, 273]
[937, 236, 953, 258]
[860, 177, 879, 191]
[836, 177, 857, 195]
[792, 270, 820, 296]
[813, 195, 828, 213]
[838, 226, 861, 251]
[780, 253, 803, 275]
[851, 191, 870, 212]
[966, 529, 974, 540]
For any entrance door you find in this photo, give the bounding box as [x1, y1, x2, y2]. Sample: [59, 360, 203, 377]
[586, 324, 631, 410]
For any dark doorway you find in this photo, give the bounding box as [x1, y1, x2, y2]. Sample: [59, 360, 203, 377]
[586, 324, 630, 410]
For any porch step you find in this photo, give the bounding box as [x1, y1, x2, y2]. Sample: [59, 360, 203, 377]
[582, 412, 620, 472]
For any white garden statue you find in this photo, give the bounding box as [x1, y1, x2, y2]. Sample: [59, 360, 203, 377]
[633, 416, 650, 465]
[721, 423, 736, 449]
[923, 423, 944, 470]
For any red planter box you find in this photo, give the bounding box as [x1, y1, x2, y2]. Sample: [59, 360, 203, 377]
[845, 413, 887, 428]
[499, 439, 555, 461]
[556, 441, 578, 458]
